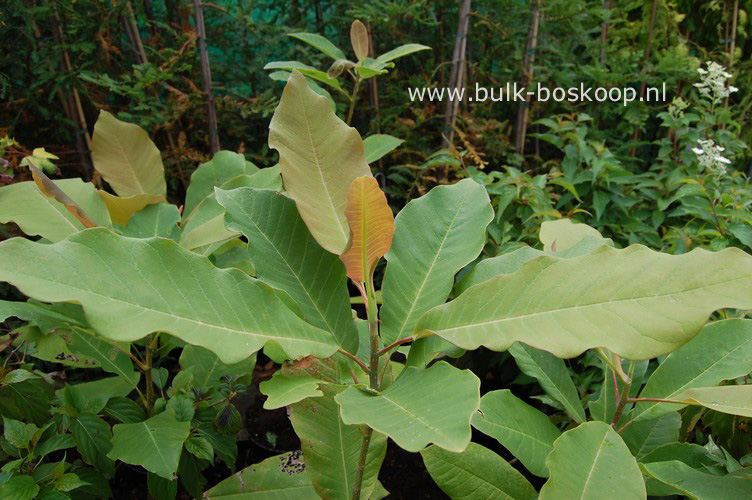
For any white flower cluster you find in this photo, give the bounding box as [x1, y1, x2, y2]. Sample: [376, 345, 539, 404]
[692, 138, 731, 176]
[694, 61, 738, 104]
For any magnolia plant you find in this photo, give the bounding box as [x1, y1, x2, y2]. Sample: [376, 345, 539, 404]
[2, 69, 752, 499]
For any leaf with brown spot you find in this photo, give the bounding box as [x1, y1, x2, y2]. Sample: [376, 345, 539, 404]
[339, 176, 394, 283]
[350, 20, 369, 62]
[28, 162, 96, 228]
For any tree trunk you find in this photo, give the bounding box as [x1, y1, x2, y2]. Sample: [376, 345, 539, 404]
[514, 0, 541, 155]
[193, 0, 220, 154]
[442, 0, 472, 149]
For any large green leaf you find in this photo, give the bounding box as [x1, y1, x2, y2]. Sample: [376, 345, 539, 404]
[183, 151, 258, 219]
[457, 234, 611, 294]
[181, 168, 282, 251]
[380, 179, 493, 345]
[640, 461, 752, 499]
[260, 373, 323, 410]
[0, 229, 338, 364]
[288, 32, 346, 60]
[122, 203, 181, 239]
[178, 345, 256, 392]
[65, 330, 139, 386]
[0, 475, 39, 500]
[217, 187, 357, 352]
[108, 408, 190, 480]
[632, 319, 752, 421]
[71, 414, 114, 475]
[90, 110, 166, 197]
[417, 245, 752, 360]
[539, 218, 604, 252]
[363, 134, 404, 163]
[268, 69, 372, 254]
[0, 179, 111, 242]
[203, 452, 318, 499]
[421, 442, 536, 500]
[508, 342, 585, 423]
[335, 361, 479, 452]
[671, 385, 752, 417]
[540, 421, 646, 499]
[290, 385, 386, 498]
[620, 412, 681, 459]
[471, 389, 561, 477]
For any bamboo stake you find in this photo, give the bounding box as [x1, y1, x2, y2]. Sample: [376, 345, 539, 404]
[192, 0, 220, 153]
[629, 0, 658, 158]
[514, 0, 541, 155]
[599, 0, 612, 64]
[442, 0, 472, 148]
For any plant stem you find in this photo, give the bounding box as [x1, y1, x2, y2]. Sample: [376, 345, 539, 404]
[375, 336, 414, 357]
[144, 334, 154, 415]
[346, 76, 362, 126]
[351, 426, 373, 500]
[351, 276, 380, 500]
[338, 348, 370, 374]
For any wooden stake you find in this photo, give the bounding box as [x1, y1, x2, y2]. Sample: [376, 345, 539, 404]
[442, 0, 472, 148]
[514, 0, 541, 155]
[193, 0, 220, 153]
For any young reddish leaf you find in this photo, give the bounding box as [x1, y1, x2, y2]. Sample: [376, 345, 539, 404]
[350, 20, 369, 62]
[340, 176, 394, 283]
[28, 162, 97, 228]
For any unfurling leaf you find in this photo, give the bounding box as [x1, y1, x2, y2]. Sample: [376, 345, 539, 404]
[327, 59, 355, 79]
[269, 70, 371, 254]
[350, 20, 369, 62]
[27, 162, 96, 228]
[90, 110, 166, 197]
[340, 176, 395, 282]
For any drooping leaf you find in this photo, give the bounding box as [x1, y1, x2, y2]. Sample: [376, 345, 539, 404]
[0, 229, 338, 364]
[350, 20, 369, 61]
[380, 179, 493, 345]
[376, 43, 431, 64]
[178, 345, 256, 393]
[0, 179, 110, 242]
[670, 385, 752, 417]
[632, 319, 752, 421]
[290, 385, 386, 498]
[147, 472, 177, 500]
[336, 361, 480, 452]
[416, 245, 752, 360]
[509, 342, 586, 423]
[27, 162, 96, 228]
[539, 218, 604, 252]
[540, 421, 646, 499]
[363, 134, 404, 163]
[98, 191, 165, 226]
[268, 69, 372, 254]
[217, 187, 357, 352]
[339, 176, 395, 282]
[288, 32, 346, 60]
[90, 110, 166, 197]
[471, 389, 561, 477]
[260, 373, 323, 410]
[203, 451, 318, 499]
[421, 442, 537, 500]
[121, 203, 181, 239]
[108, 408, 191, 479]
[71, 414, 114, 475]
[640, 460, 752, 498]
[620, 412, 681, 459]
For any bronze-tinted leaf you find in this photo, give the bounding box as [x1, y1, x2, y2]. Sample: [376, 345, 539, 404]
[340, 176, 395, 282]
[350, 20, 370, 62]
[28, 162, 96, 228]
